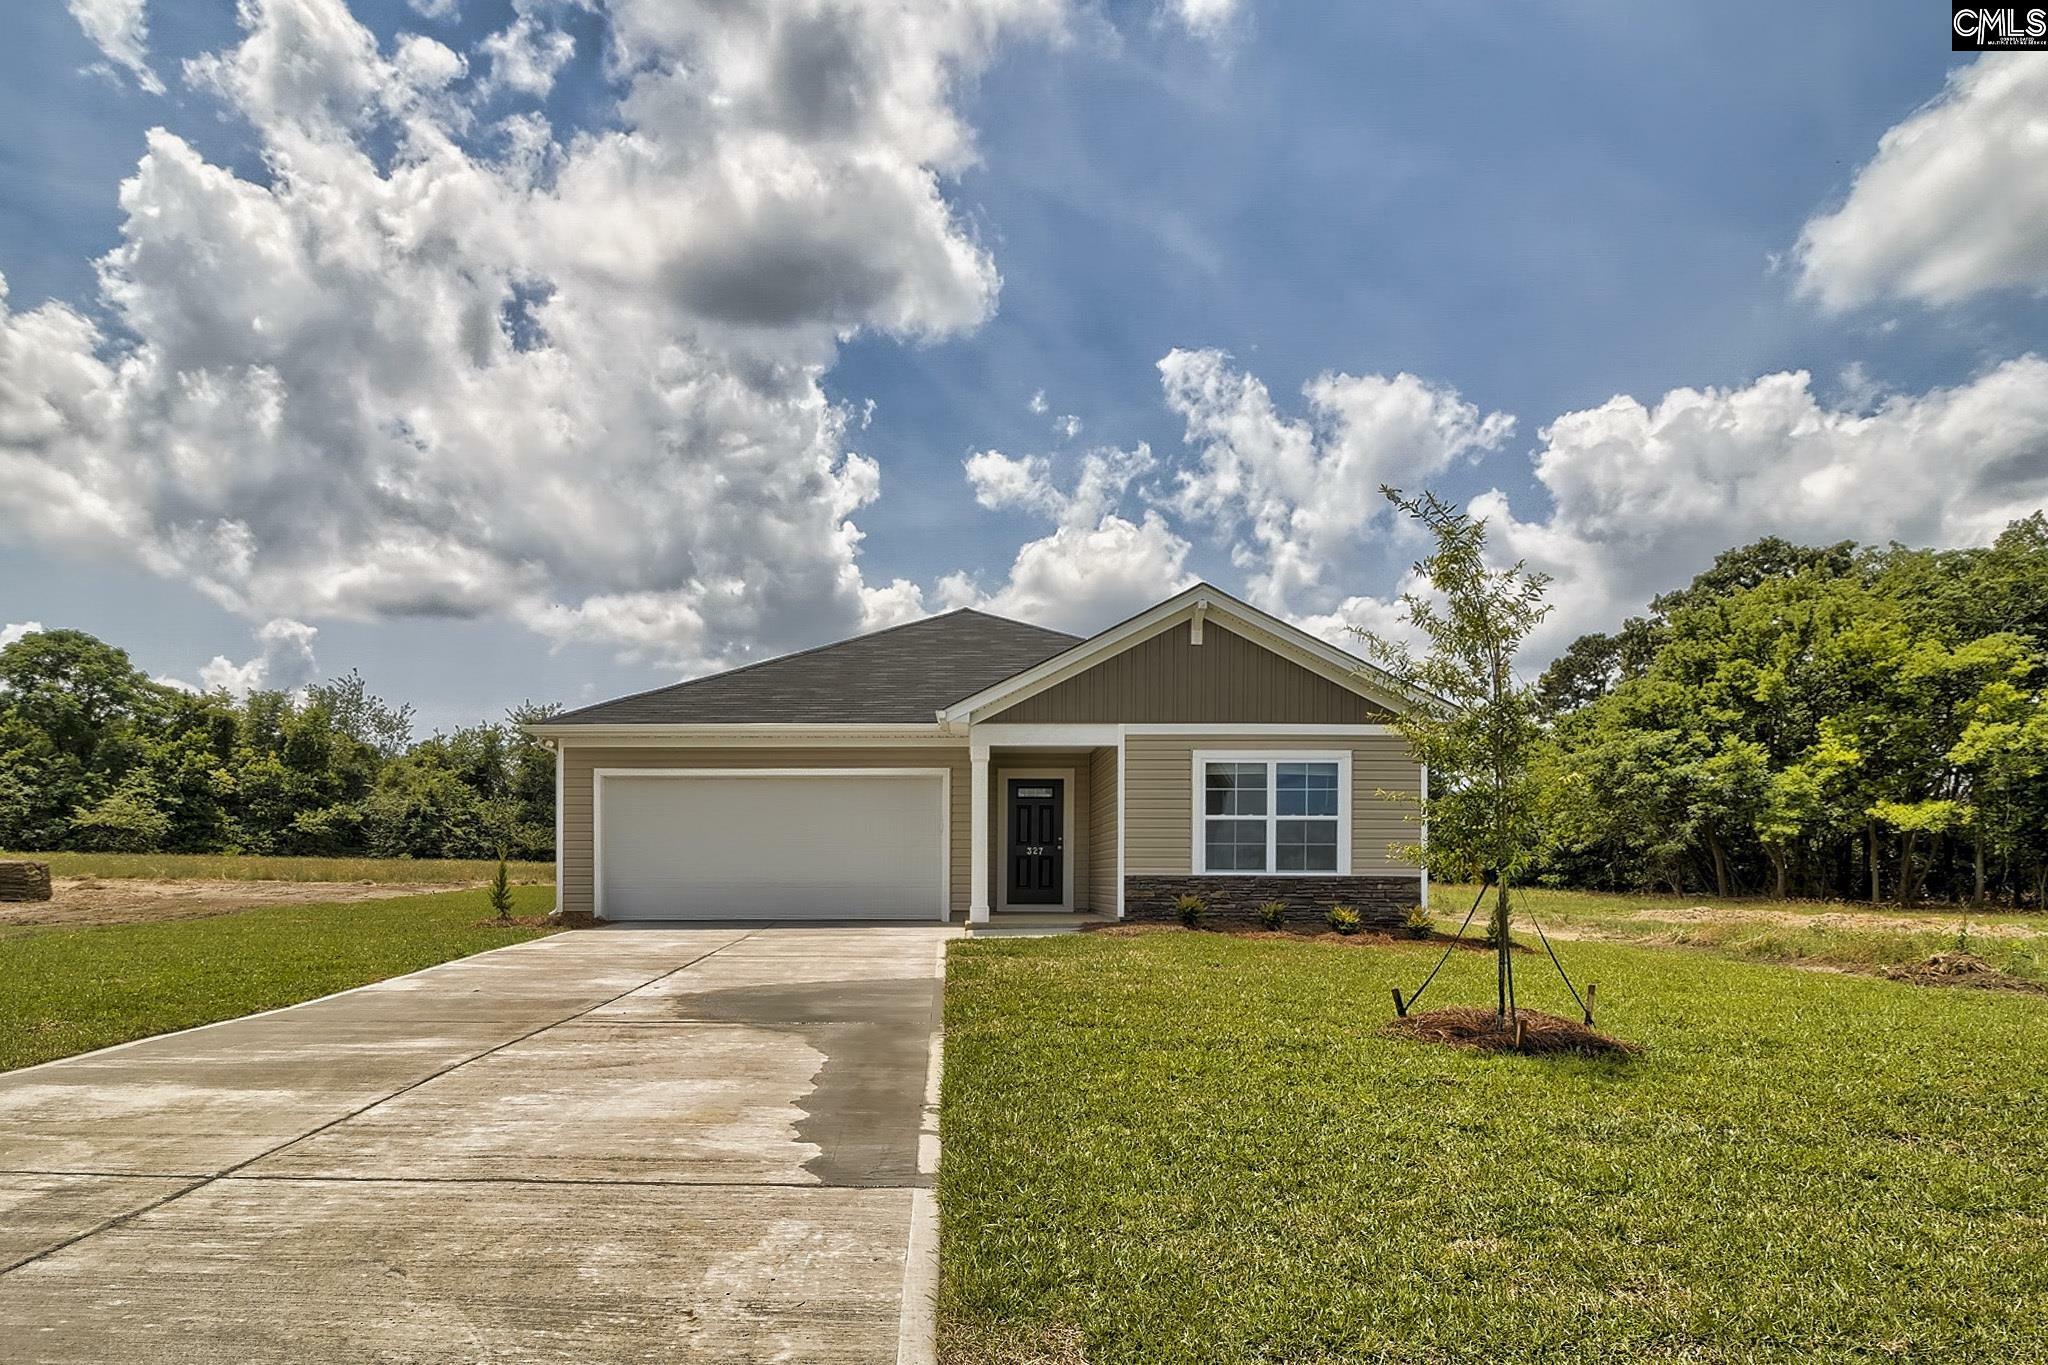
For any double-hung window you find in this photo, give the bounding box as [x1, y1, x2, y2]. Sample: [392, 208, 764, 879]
[1195, 752, 1348, 874]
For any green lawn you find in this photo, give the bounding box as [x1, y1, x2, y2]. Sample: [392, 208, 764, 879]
[1436, 882, 2048, 982]
[0, 886, 558, 1071]
[940, 928, 2048, 1363]
[1, 851, 556, 883]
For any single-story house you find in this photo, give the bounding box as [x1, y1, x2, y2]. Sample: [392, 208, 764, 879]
[523, 583, 1427, 927]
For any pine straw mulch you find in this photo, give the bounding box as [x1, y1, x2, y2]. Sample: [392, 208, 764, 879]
[1872, 951, 2048, 995]
[471, 914, 556, 929]
[1383, 1006, 1641, 1058]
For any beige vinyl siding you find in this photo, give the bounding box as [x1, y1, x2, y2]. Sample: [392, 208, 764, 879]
[559, 744, 971, 917]
[984, 619, 1389, 725]
[988, 750, 1093, 909]
[1089, 747, 1118, 913]
[1122, 733, 1421, 876]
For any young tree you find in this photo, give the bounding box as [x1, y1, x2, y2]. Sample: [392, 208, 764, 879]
[487, 855, 514, 924]
[1356, 488, 1553, 1020]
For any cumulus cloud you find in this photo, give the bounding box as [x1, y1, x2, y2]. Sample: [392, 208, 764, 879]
[67, 0, 162, 93]
[1294, 358, 2048, 665]
[197, 617, 320, 696]
[0, 0, 1065, 676]
[1159, 347, 1513, 615]
[0, 622, 44, 649]
[1796, 54, 2048, 311]
[479, 6, 574, 97]
[953, 442, 1194, 633]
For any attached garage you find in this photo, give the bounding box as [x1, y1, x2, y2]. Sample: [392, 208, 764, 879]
[594, 769, 951, 921]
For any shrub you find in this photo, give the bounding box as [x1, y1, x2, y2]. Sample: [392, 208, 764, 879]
[1175, 894, 1205, 928]
[487, 855, 514, 923]
[1403, 904, 1433, 939]
[71, 778, 172, 853]
[1326, 904, 1362, 936]
[1256, 900, 1286, 930]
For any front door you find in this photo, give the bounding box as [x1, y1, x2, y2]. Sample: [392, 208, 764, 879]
[1006, 778, 1064, 906]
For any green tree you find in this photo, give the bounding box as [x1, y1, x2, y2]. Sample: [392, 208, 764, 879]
[1355, 488, 1553, 1019]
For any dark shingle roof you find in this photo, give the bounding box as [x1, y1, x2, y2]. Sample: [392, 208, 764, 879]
[548, 609, 1082, 726]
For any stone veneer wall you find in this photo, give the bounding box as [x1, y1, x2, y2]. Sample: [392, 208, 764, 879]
[1122, 875, 1419, 930]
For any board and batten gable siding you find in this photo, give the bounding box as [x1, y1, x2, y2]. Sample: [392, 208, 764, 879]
[1123, 733, 1421, 876]
[982, 619, 1390, 725]
[1089, 746, 1118, 912]
[558, 745, 971, 918]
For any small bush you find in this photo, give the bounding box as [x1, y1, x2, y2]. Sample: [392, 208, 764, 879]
[1403, 904, 1433, 939]
[487, 855, 514, 923]
[1256, 900, 1286, 930]
[1175, 894, 1205, 928]
[1326, 904, 1361, 936]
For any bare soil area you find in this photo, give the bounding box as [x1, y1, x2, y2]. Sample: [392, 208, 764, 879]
[0, 877, 478, 928]
[1384, 1005, 1640, 1057]
[1625, 904, 2046, 937]
[1872, 951, 2048, 995]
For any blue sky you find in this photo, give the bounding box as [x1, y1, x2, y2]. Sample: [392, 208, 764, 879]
[2, 1, 2044, 732]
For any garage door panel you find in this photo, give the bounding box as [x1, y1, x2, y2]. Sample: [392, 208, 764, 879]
[599, 773, 945, 921]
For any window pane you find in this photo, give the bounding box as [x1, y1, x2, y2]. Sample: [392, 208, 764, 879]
[1277, 762, 1339, 817]
[1276, 818, 1338, 871]
[1204, 818, 1268, 871]
[1205, 762, 1268, 816]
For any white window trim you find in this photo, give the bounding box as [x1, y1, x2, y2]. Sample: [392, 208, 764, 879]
[995, 767, 1076, 912]
[592, 767, 952, 923]
[1189, 749, 1352, 877]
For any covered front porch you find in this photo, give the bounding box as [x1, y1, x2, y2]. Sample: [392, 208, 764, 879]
[966, 727, 1120, 923]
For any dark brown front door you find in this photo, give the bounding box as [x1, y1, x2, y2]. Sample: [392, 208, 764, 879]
[1006, 778, 1064, 906]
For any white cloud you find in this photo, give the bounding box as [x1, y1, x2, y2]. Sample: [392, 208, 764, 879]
[67, 0, 163, 93]
[1027, 388, 1048, 414]
[479, 7, 574, 98]
[953, 441, 1194, 633]
[407, 0, 457, 20]
[0, 0, 1066, 677]
[1165, 0, 1238, 40]
[1796, 54, 2048, 311]
[197, 617, 320, 696]
[1158, 347, 1513, 615]
[1055, 413, 1082, 440]
[1307, 359, 2048, 665]
[0, 622, 44, 649]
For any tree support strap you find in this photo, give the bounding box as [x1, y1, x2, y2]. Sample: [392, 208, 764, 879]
[1392, 876, 1491, 1018]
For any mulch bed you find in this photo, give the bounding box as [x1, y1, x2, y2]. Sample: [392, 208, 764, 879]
[472, 915, 556, 929]
[1875, 951, 2048, 995]
[1384, 1006, 1641, 1057]
[1084, 922, 1527, 951]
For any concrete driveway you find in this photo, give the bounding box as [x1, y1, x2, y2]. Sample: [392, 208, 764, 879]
[0, 924, 956, 1363]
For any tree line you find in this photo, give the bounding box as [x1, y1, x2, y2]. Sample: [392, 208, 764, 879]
[1534, 515, 2048, 905]
[0, 630, 557, 859]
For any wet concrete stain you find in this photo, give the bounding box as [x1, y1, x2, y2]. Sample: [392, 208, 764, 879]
[660, 977, 937, 1188]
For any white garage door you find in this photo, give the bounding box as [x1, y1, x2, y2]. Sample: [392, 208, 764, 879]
[596, 770, 949, 921]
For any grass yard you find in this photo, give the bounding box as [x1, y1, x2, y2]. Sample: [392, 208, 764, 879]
[940, 928, 2048, 1363]
[1437, 882, 2048, 982]
[2, 851, 556, 883]
[0, 884, 558, 1071]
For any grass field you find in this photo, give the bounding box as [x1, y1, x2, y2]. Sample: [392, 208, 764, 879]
[940, 928, 2048, 1363]
[1436, 882, 2048, 982]
[2, 851, 556, 883]
[0, 885, 558, 1071]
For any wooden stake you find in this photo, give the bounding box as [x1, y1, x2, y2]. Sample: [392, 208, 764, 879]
[1391, 988, 1407, 1018]
[1584, 982, 1597, 1028]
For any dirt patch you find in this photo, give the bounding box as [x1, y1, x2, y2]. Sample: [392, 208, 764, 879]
[1628, 904, 2045, 938]
[470, 914, 556, 930]
[1872, 951, 2048, 995]
[0, 877, 479, 928]
[1384, 1006, 1640, 1057]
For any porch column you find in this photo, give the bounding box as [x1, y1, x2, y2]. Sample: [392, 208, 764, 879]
[969, 739, 991, 923]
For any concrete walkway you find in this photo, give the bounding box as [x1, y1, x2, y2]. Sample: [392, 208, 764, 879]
[0, 924, 956, 1363]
